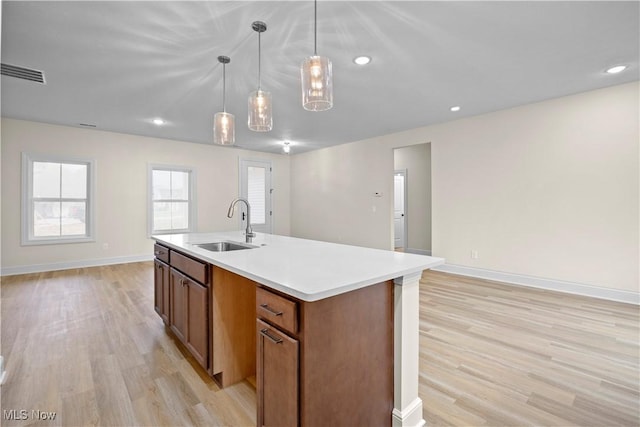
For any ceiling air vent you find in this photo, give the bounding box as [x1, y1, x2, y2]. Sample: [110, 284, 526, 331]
[1, 63, 45, 84]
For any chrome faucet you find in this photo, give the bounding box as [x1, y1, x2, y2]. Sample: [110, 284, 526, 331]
[227, 198, 255, 242]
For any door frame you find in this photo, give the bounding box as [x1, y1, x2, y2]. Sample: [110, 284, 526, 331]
[394, 169, 408, 252]
[238, 158, 273, 234]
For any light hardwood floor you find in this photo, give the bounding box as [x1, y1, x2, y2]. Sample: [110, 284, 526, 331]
[1, 262, 638, 426]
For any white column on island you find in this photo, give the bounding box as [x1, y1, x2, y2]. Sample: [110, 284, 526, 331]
[393, 272, 426, 427]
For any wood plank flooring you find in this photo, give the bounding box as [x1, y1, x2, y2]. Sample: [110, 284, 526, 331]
[420, 271, 639, 427]
[1, 262, 638, 426]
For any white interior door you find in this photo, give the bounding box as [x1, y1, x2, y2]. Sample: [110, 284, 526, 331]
[239, 159, 272, 234]
[394, 171, 406, 249]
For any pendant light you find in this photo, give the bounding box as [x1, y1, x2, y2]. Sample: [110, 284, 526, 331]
[301, 0, 333, 111]
[248, 21, 273, 132]
[213, 55, 235, 145]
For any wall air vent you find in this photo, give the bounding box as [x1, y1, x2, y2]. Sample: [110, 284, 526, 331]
[1, 63, 45, 84]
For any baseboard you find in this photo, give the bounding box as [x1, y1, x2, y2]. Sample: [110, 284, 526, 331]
[406, 248, 431, 256]
[0, 356, 6, 385]
[433, 263, 639, 305]
[0, 254, 154, 277]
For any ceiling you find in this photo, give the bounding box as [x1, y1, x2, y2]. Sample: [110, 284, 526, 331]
[1, 1, 638, 154]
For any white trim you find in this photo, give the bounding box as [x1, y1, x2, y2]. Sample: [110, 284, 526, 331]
[433, 263, 639, 305]
[238, 158, 273, 234]
[0, 254, 153, 277]
[0, 356, 6, 386]
[148, 163, 197, 236]
[392, 398, 426, 427]
[392, 272, 426, 427]
[406, 248, 431, 256]
[21, 152, 96, 245]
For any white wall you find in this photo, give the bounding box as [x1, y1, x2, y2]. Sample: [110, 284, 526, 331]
[1, 118, 290, 273]
[290, 82, 639, 294]
[394, 144, 431, 253]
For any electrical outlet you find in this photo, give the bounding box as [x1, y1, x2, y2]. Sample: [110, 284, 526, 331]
[471, 250, 479, 259]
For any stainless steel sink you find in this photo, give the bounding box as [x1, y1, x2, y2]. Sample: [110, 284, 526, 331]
[195, 241, 257, 252]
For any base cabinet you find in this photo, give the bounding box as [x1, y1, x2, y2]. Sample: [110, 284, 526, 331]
[170, 267, 209, 370]
[153, 259, 170, 324]
[154, 243, 210, 372]
[154, 241, 393, 426]
[256, 282, 393, 427]
[257, 319, 299, 427]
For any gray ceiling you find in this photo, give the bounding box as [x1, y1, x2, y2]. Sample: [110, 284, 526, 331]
[1, 1, 638, 154]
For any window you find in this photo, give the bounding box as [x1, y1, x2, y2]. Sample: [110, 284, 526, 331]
[239, 159, 272, 234]
[149, 165, 195, 235]
[22, 153, 95, 245]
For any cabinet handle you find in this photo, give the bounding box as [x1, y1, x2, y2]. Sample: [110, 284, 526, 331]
[155, 250, 165, 256]
[260, 328, 283, 344]
[181, 279, 187, 286]
[259, 303, 283, 316]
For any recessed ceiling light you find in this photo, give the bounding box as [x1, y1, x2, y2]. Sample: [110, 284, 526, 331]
[152, 118, 165, 125]
[450, 106, 461, 112]
[353, 56, 371, 65]
[606, 65, 627, 74]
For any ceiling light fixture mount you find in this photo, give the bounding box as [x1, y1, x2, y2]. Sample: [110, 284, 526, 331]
[152, 118, 165, 125]
[353, 56, 371, 65]
[213, 55, 235, 145]
[283, 141, 291, 154]
[606, 65, 627, 74]
[301, 0, 333, 111]
[450, 106, 461, 112]
[248, 21, 273, 132]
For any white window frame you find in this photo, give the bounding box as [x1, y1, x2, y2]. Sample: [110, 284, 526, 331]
[238, 158, 273, 234]
[148, 164, 197, 236]
[21, 152, 96, 246]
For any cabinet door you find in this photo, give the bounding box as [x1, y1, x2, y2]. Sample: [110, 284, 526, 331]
[154, 259, 170, 324]
[186, 280, 208, 370]
[169, 268, 187, 344]
[257, 319, 298, 427]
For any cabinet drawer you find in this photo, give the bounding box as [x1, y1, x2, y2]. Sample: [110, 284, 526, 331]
[256, 287, 297, 335]
[154, 244, 170, 264]
[171, 250, 208, 284]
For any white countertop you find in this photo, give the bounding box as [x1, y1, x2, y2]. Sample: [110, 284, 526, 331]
[153, 231, 444, 302]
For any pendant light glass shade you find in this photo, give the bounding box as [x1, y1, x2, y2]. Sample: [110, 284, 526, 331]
[213, 111, 235, 145]
[301, 55, 332, 111]
[213, 55, 235, 145]
[301, 0, 333, 111]
[248, 21, 273, 132]
[248, 89, 272, 131]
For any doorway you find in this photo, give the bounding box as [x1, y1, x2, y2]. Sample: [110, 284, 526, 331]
[393, 143, 431, 255]
[394, 170, 407, 251]
[239, 159, 272, 234]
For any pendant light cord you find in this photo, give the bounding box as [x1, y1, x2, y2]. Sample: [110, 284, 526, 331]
[222, 63, 226, 112]
[258, 31, 262, 90]
[314, 0, 318, 55]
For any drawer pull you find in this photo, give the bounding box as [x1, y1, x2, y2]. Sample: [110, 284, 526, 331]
[155, 250, 165, 256]
[260, 303, 283, 316]
[260, 328, 283, 344]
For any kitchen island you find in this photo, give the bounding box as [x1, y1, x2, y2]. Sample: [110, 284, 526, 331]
[153, 231, 444, 427]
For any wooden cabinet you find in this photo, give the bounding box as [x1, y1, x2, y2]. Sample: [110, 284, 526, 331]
[257, 319, 298, 427]
[154, 240, 393, 426]
[169, 267, 209, 370]
[256, 282, 393, 427]
[153, 259, 170, 324]
[186, 276, 208, 368]
[169, 268, 188, 343]
[154, 244, 210, 372]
